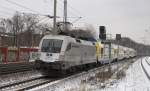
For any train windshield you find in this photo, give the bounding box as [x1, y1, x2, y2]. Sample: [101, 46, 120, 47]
[41, 39, 63, 53]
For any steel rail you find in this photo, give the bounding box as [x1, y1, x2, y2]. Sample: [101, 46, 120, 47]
[141, 59, 150, 80]
[0, 76, 46, 90]
[0, 57, 137, 91]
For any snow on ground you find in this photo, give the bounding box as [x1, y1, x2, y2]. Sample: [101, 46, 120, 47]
[30, 57, 150, 91]
[2, 57, 150, 91]
[30, 58, 138, 91]
[0, 70, 42, 87]
[99, 57, 150, 91]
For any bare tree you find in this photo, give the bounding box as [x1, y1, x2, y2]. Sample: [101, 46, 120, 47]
[11, 12, 24, 47]
[0, 18, 12, 33]
[21, 13, 39, 47]
[37, 23, 53, 35]
[0, 12, 53, 47]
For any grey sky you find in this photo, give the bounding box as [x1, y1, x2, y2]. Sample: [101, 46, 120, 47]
[0, 0, 150, 44]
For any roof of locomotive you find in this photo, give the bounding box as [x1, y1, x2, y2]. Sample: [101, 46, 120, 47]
[41, 34, 97, 46]
[42, 34, 72, 40]
[42, 34, 97, 42]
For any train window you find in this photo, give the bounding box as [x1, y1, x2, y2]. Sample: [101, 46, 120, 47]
[66, 43, 71, 51]
[101, 48, 104, 55]
[41, 39, 63, 53]
[76, 39, 81, 43]
[124, 51, 126, 53]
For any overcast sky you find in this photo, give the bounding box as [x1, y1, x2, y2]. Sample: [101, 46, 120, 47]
[0, 0, 150, 44]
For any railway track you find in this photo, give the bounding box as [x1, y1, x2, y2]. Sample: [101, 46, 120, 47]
[0, 76, 57, 91]
[0, 57, 137, 91]
[0, 62, 34, 75]
[145, 57, 150, 66]
[30, 57, 137, 91]
[141, 59, 150, 80]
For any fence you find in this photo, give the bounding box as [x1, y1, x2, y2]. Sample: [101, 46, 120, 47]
[0, 47, 38, 63]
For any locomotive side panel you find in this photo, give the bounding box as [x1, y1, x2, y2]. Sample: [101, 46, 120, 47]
[63, 41, 96, 69]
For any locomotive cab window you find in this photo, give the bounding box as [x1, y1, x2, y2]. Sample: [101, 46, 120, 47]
[41, 39, 63, 53]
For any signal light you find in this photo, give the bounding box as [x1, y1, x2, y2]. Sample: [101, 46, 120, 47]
[99, 26, 106, 40]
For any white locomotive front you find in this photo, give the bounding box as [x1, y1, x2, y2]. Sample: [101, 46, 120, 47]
[35, 35, 97, 75]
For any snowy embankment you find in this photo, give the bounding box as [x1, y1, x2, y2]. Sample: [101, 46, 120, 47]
[100, 57, 150, 91]
[30, 58, 140, 91]
[98, 57, 150, 91]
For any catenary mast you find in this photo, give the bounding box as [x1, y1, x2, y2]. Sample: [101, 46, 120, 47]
[53, 0, 57, 34]
[64, 0, 67, 31]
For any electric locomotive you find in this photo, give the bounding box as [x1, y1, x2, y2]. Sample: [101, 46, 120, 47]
[35, 34, 98, 75]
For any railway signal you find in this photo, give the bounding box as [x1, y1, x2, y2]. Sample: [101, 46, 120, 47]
[99, 26, 106, 41]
